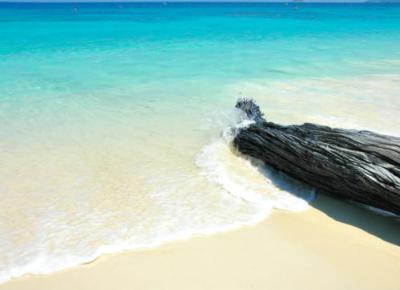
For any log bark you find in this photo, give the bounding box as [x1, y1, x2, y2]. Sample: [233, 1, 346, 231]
[233, 99, 400, 215]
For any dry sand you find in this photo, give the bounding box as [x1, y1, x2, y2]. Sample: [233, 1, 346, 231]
[1, 194, 399, 290]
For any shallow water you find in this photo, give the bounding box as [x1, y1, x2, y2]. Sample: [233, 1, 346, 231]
[1, 2, 400, 283]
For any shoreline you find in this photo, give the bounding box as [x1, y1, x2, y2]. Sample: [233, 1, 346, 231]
[2, 194, 399, 290]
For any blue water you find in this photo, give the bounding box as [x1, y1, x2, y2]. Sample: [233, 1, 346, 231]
[1, 2, 400, 284]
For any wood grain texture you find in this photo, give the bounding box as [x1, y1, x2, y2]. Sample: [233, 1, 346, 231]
[233, 99, 400, 215]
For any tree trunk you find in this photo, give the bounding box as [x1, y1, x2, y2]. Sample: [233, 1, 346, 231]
[233, 99, 400, 215]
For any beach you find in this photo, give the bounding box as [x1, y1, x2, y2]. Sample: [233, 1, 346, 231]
[1, 194, 399, 290]
[1, 2, 400, 288]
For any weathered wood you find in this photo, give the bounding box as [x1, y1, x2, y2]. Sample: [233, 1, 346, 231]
[233, 99, 400, 215]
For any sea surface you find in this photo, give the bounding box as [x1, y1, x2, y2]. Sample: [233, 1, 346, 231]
[1, 2, 400, 283]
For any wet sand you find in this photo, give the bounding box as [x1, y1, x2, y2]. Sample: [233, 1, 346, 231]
[2, 194, 399, 290]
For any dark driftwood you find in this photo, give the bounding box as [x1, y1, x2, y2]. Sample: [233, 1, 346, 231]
[233, 99, 400, 215]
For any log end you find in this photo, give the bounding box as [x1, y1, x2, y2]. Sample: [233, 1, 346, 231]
[235, 98, 265, 122]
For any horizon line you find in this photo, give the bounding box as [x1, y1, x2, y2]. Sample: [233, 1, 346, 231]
[1, 1, 397, 3]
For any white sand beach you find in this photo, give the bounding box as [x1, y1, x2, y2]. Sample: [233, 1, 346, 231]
[2, 194, 399, 290]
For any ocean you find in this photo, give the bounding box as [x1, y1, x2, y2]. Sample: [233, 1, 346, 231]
[1, 2, 400, 283]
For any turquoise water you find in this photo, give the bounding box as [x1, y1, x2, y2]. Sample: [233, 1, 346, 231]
[1, 2, 400, 284]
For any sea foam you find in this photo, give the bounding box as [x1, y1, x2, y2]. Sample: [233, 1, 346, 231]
[0, 109, 315, 285]
[196, 109, 315, 214]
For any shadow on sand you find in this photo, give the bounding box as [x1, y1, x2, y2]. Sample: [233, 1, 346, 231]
[311, 193, 400, 246]
[255, 160, 400, 247]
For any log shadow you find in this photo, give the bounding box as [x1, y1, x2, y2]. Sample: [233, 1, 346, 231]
[311, 192, 400, 246]
[253, 160, 400, 246]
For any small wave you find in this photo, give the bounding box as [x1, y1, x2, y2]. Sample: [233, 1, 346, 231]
[0, 109, 314, 286]
[196, 111, 315, 214]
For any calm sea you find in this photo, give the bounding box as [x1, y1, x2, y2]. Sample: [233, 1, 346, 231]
[1, 2, 400, 283]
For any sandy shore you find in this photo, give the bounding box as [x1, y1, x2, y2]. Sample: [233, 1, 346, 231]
[1, 194, 399, 290]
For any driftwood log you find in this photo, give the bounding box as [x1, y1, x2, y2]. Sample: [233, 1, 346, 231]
[233, 99, 400, 215]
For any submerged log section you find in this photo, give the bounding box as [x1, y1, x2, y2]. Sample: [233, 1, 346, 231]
[233, 99, 400, 215]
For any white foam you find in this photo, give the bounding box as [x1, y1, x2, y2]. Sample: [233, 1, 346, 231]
[196, 112, 315, 213]
[196, 140, 314, 212]
[0, 202, 266, 285]
[0, 110, 314, 286]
